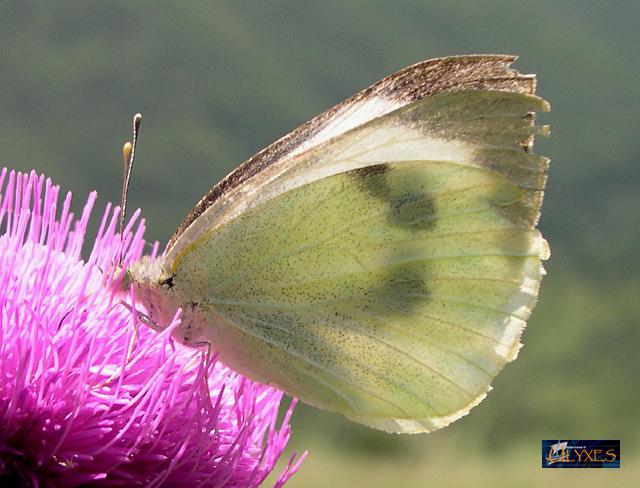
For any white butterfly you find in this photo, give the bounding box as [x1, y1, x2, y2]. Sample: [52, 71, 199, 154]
[123, 55, 550, 433]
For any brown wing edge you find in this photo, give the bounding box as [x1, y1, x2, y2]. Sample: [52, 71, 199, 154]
[167, 54, 536, 251]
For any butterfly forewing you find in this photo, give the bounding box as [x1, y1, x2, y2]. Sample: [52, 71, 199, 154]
[166, 55, 539, 257]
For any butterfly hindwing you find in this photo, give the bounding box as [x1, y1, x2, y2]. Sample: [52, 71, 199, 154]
[167, 86, 549, 433]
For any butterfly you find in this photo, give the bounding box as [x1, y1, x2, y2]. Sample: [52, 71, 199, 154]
[122, 54, 550, 433]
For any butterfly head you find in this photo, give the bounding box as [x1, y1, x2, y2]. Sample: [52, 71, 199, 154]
[119, 256, 180, 329]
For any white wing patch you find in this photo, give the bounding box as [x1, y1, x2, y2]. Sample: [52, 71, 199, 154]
[288, 96, 403, 158]
[495, 316, 526, 360]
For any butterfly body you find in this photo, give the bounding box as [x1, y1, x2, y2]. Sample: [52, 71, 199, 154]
[125, 55, 550, 433]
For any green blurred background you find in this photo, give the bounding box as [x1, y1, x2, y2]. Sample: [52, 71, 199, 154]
[1, 1, 638, 486]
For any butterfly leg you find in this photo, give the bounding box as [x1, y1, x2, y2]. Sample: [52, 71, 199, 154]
[119, 300, 164, 333]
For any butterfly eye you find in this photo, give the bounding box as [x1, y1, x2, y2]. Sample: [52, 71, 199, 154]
[159, 275, 175, 289]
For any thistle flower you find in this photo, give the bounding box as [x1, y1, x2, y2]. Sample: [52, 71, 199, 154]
[0, 169, 305, 487]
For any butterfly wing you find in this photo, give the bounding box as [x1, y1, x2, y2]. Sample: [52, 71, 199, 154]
[166, 54, 538, 256]
[166, 68, 550, 433]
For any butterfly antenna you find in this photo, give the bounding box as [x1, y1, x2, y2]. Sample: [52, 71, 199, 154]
[119, 113, 142, 265]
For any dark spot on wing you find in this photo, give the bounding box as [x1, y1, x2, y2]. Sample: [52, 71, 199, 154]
[351, 164, 391, 179]
[348, 164, 438, 231]
[388, 192, 437, 230]
[349, 164, 392, 198]
[367, 265, 431, 315]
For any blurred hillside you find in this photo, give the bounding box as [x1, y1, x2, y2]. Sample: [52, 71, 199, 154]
[1, 1, 638, 486]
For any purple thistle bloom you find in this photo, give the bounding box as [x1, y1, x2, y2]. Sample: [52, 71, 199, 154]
[0, 169, 305, 487]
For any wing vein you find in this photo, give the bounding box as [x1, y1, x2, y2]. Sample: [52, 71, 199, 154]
[214, 307, 433, 416]
[217, 192, 520, 293]
[216, 304, 486, 399]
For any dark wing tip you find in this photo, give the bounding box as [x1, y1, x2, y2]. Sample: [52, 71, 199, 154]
[368, 54, 536, 103]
